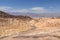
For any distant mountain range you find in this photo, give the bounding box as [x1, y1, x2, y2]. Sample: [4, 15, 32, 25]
[0, 11, 60, 18]
[9, 12, 60, 18]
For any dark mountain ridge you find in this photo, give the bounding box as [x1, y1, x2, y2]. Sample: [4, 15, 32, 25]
[0, 11, 32, 20]
[9, 12, 60, 18]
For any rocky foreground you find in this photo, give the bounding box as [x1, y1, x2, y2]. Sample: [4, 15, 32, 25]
[0, 11, 60, 40]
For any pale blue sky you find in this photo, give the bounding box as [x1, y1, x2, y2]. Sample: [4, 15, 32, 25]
[0, 0, 60, 14]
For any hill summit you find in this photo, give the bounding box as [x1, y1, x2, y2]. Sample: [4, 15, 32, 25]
[0, 11, 15, 18]
[0, 11, 32, 20]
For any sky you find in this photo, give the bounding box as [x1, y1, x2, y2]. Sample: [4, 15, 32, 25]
[0, 0, 60, 14]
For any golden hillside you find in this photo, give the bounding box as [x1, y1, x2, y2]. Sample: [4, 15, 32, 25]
[0, 11, 32, 38]
[0, 11, 60, 40]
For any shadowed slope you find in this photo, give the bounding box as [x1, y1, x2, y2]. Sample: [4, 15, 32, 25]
[0, 11, 32, 20]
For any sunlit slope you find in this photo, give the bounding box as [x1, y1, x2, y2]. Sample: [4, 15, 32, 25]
[34, 18, 60, 30]
[0, 17, 60, 38]
[0, 18, 32, 38]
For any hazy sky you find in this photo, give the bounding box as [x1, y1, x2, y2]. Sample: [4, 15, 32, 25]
[0, 0, 60, 14]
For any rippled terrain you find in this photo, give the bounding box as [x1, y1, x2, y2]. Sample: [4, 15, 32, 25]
[0, 11, 60, 40]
